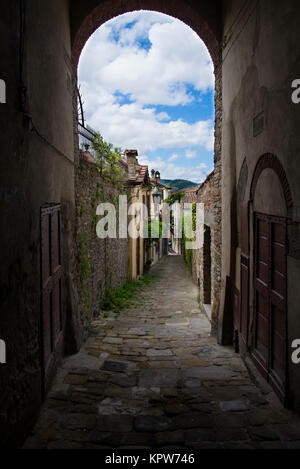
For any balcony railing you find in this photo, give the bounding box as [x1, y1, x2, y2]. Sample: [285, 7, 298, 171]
[78, 122, 97, 157]
[77, 122, 127, 167]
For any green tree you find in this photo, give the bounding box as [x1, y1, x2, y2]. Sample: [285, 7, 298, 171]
[92, 132, 124, 184]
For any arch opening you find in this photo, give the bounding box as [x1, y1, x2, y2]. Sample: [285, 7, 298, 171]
[77, 10, 216, 177]
[250, 153, 293, 405]
[71, 0, 221, 74]
[250, 153, 293, 211]
[70, 0, 223, 338]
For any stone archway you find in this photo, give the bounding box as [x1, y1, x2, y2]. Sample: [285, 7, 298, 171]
[70, 0, 223, 333]
[70, 0, 222, 73]
[250, 153, 293, 211]
[250, 153, 293, 404]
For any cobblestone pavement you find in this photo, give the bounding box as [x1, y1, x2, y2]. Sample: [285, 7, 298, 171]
[24, 256, 300, 449]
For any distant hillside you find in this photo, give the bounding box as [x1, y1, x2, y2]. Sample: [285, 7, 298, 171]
[161, 179, 199, 193]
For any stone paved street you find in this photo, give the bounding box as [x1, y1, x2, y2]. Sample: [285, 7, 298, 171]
[24, 256, 300, 449]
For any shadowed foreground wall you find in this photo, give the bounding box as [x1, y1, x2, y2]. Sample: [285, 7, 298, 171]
[0, 0, 82, 447]
[221, 0, 300, 408]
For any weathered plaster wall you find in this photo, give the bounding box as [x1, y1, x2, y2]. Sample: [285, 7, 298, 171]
[0, 0, 81, 448]
[253, 169, 287, 217]
[128, 186, 148, 281]
[222, 0, 300, 410]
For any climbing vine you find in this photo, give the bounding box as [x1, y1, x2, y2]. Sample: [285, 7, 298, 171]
[79, 233, 91, 317]
[181, 204, 197, 272]
[92, 132, 125, 186]
[163, 192, 185, 206]
[77, 132, 132, 322]
[192, 202, 197, 232]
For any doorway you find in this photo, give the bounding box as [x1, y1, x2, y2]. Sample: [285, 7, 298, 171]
[40, 204, 64, 394]
[252, 212, 287, 403]
[203, 225, 212, 305]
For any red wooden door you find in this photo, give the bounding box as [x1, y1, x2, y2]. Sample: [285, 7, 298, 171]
[40, 204, 64, 394]
[252, 213, 287, 402]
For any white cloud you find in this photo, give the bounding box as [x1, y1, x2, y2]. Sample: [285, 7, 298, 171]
[78, 11, 214, 161]
[185, 150, 197, 159]
[80, 85, 214, 153]
[113, 11, 173, 46]
[168, 154, 179, 162]
[79, 12, 214, 107]
[138, 155, 210, 183]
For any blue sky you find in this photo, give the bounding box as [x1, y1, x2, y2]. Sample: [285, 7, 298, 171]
[78, 11, 215, 183]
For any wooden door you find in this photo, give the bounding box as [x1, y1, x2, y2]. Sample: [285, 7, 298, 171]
[252, 213, 287, 402]
[40, 204, 64, 394]
[269, 221, 287, 399]
[240, 203, 250, 344]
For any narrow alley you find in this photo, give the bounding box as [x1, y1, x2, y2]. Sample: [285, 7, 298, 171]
[24, 256, 300, 450]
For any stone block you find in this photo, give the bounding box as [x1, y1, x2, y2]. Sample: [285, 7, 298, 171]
[134, 416, 173, 433]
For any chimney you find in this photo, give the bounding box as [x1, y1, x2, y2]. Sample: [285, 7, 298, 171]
[155, 171, 161, 183]
[125, 149, 138, 178]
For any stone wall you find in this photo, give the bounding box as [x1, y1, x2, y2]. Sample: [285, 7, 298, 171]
[180, 171, 220, 333]
[75, 152, 129, 335]
[179, 55, 223, 336]
[212, 63, 222, 326]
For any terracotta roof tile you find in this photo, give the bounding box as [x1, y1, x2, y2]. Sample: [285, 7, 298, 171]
[171, 186, 200, 195]
[125, 164, 150, 186]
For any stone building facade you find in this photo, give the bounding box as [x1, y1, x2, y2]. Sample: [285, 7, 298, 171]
[149, 171, 170, 266]
[124, 150, 152, 281]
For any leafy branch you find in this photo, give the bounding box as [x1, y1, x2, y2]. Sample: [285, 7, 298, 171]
[92, 132, 125, 184]
[163, 192, 185, 206]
